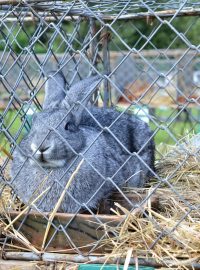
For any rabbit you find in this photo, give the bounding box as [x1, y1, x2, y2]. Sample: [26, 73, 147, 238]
[10, 71, 155, 213]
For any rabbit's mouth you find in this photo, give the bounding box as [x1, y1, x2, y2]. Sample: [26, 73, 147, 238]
[29, 153, 66, 168]
[36, 158, 66, 168]
[40, 159, 66, 168]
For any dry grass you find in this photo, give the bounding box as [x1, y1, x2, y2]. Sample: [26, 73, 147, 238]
[102, 135, 200, 269]
[0, 156, 18, 212]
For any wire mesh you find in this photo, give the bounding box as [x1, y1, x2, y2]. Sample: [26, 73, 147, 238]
[1, 0, 200, 18]
[0, 0, 200, 268]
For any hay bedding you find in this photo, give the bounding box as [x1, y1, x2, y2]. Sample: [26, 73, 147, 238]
[0, 136, 200, 269]
[103, 136, 200, 269]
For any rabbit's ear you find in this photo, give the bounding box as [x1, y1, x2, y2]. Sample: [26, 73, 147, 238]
[43, 71, 66, 110]
[62, 75, 102, 125]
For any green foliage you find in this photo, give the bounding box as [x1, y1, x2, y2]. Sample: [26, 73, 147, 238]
[110, 16, 200, 50]
[1, 16, 200, 54]
[0, 20, 90, 54]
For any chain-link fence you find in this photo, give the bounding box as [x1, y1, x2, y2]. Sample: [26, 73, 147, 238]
[0, 1, 200, 269]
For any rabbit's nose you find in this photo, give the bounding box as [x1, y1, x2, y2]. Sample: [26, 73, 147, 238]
[31, 143, 50, 154]
[34, 146, 51, 163]
[39, 146, 50, 153]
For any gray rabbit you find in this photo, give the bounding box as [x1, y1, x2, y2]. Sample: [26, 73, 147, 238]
[11, 71, 155, 213]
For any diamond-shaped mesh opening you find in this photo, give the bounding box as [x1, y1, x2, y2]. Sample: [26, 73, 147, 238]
[0, 1, 200, 268]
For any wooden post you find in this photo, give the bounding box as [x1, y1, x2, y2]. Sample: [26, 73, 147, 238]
[102, 27, 111, 107]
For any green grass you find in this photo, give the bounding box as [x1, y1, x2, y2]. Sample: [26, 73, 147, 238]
[0, 109, 31, 156]
[1, 107, 200, 158]
[152, 107, 200, 144]
[117, 105, 200, 145]
[151, 121, 199, 145]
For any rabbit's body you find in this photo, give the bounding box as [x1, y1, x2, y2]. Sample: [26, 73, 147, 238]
[11, 73, 155, 213]
[11, 119, 136, 212]
[12, 127, 111, 212]
[82, 107, 155, 177]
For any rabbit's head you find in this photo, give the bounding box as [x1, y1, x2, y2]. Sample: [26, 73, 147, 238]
[28, 71, 102, 169]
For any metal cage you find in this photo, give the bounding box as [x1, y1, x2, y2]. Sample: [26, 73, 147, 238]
[0, 1, 200, 268]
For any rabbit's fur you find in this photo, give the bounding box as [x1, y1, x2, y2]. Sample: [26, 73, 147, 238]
[11, 72, 155, 213]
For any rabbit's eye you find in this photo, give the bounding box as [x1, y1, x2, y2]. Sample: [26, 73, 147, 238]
[64, 122, 78, 132]
[65, 122, 70, 130]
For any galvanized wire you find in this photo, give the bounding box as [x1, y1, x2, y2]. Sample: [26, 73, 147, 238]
[0, 0, 200, 266]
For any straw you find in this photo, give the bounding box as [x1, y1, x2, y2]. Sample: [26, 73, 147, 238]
[41, 159, 84, 250]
